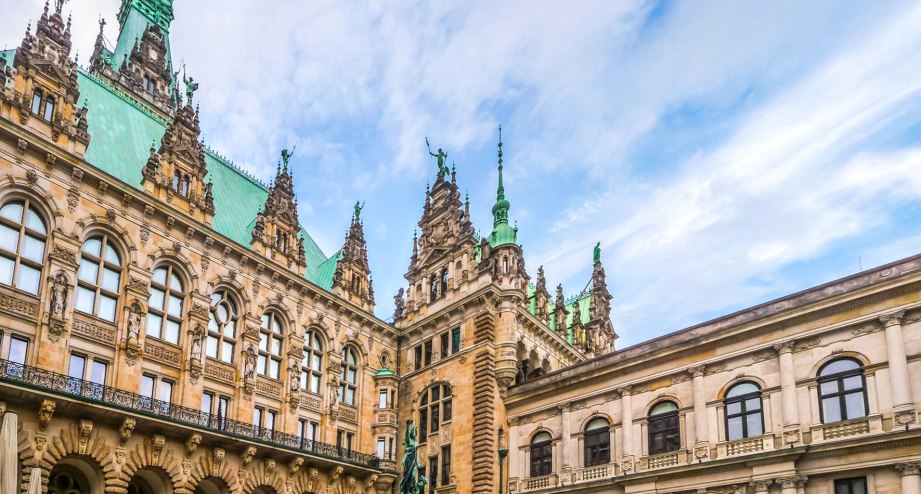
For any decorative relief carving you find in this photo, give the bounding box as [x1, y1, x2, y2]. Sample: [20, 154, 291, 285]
[0, 291, 38, 320]
[204, 361, 235, 385]
[339, 406, 358, 424]
[300, 396, 322, 413]
[255, 379, 282, 398]
[850, 321, 880, 337]
[144, 339, 181, 367]
[793, 338, 820, 352]
[751, 349, 776, 363]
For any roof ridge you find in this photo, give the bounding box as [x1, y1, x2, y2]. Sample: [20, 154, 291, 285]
[203, 146, 268, 189]
[79, 67, 169, 126]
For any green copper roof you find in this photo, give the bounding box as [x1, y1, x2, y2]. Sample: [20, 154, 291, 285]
[375, 368, 396, 376]
[488, 126, 518, 248]
[66, 66, 334, 287]
[315, 250, 341, 291]
[113, 0, 174, 75]
[526, 282, 591, 345]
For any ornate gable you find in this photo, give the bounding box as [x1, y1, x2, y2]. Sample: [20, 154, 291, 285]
[250, 150, 307, 272]
[332, 202, 375, 311]
[584, 244, 616, 355]
[4, 1, 90, 154]
[140, 94, 214, 224]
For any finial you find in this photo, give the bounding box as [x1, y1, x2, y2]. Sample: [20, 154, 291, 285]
[465, 190, 469, 203]
[66, 12, 72, 30]
[44, 1, 50, 16]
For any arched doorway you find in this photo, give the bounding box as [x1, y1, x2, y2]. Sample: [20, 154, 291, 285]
[194, 477, 230, 494]
[48, 457, 101, 494]
[127, 466, 173, 494]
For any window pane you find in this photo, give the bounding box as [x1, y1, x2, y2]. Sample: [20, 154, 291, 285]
[74, 286, 95, 314]
[0, 224, 17, 253]
[68, 354, 85, 379]
[98, 295, 117, 321]
[104, 244, 120, 265]
[26, 208, 45, 233]
[152, 267, 167, 285]
[221, 342, 234, 363]
[201, 392, 213, 413]
[206, 336, 218, 358]
[842, 375, 863, 391]
[269, 359, 280, 379]
[90, 361, 107, 384]
[101, 268, 120, 292]
[820, 380, 839, 396]
[443, 400, 452, 421]
[0, 255, 13, 285]
[9, 337, 28, 364]
[259, 333, 268, 351]
[78, 259, 99, 283]
[146, 313, 163, 338]
[82, 237, 101, 257]
[224, 320, 235, 338]
[844, 392, 866, 419]
[727, 416, 744, 441]
[169, 273, 182, 292]
[820, 359, 860, 376]
[149, 288, 165, 311]
[168, 295, 183, 317]
[159, 381, 173, 402]
[257, 355, 267, 374]
[347, 368, 356, 383]
[822, 397, 842, 423]
[747, 412, 763, 436]
[0, 202, 23, 222]
[271, 338, 281, 355]
[346, 388, 355, 405]
[311, 354, 321, 370]
[310, 375, 320, 394]
[726, 401, 742, 416]
[140, 375, 154, 398]
[17, 264, 40, 294]
[22, 235, 45, 262]
[745, 398, 761, 411]
[165, 320, 180, 344]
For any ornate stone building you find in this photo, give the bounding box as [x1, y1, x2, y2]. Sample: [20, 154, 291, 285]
[0, 2, 919, 494]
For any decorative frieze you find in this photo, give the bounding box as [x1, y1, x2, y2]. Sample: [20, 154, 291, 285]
[72, 317, 116, 346]
[0, 291, 38, 320]
[204, 361, 235, 385]
[144, 340, 182, 367]
[255, 380, 282, 399]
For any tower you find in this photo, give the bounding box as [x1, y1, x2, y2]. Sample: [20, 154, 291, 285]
[250, 151, 307, 272]
[332, 202, 375, 311]
[89, 0, 177, 116]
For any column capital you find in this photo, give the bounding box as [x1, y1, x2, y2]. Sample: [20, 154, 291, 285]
[616, 384, 632, 396]
[775, 476, 806, 489]
[773, 340, 795, 355]
[558, 402, 572, 413]
[689, 365, 706, 378]
[896, 462, 921, 477]
[879, 310, 906, 328]
[508, 416, 520, 427]
[749, 480, 772, 493]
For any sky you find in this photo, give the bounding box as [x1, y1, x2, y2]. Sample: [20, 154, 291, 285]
[5, 0, 921, 347]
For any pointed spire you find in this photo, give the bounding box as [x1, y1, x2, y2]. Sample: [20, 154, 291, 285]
[487, 125, 517, 247]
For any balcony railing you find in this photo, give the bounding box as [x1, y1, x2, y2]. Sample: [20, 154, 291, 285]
[0, 359, 380, 468]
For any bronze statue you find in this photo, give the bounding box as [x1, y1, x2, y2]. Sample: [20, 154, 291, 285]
[593, 242, 601, 264]
[353, 200, 364, 222]
[281, 146, 295, 169]
[182, 62, 198, 105]
[400, 420, 427, 494]
[425, 137, 449, 176]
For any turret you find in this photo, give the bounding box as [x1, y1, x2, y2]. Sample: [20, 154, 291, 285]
[249, 149, 307, 272]
[583, 243, 617, 355]
[332, 202, 375, 311]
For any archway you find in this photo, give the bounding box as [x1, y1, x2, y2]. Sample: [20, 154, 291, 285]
[194, 476, 231, 494]
[48, 457, 102, 494]
[253, 486, 277, 494]
[127, 466, 173, 494]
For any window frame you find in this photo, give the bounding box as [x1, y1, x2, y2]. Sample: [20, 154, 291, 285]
[529, 431, 553, 478]
[258, 312, 284, 380]
[818, 358, 869, 424]
[301, 329, 323, 394]
[724, 381, 764, 441]
[834, 477, 868, 494]
[583, 418, 611, 467]
[339, 347, 359, 406]
[647, 401, 681, 455]
[207, 290, 239, 364]
[0, 198, 47, 296]
[201, 391, 230, 429]
[146, 265, 185, 345]
[75, 235, 123, 322]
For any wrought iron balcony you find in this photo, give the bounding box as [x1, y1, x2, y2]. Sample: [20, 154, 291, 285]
[0, 359, 381, 469]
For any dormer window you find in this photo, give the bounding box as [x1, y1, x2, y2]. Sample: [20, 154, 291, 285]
[172, 172, 190, 198]
[274, 231, 287, 252]
[142, 75, 155, 94]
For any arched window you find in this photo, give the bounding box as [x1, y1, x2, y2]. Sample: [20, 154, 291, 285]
[207, 290, 238, 364]
[818, 358, 867, 423]
[259, 312, 284, 379]
[419, 384, 452, 443]
[43, 96, 55, 121]
[419, 384, 453, 488]
[583, 417, 610, 467]
[301, 330, 323, 394]
[339, 347, 358, 406]
[75, 235, 122, 322]
[48, 463, 92, 494]
[530, 431, 553, 478]
[648, 401, 680, 455]
[31, 90, 43, 115]
[0, 199, 46, 295]
[146, 265, 184, 344]
[725, 381, 763, 441]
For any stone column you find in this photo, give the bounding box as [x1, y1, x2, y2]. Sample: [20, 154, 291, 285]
[773, 341, 801, 444]
[880, 312, 916, 426]
[560, 403, 573, 474]
[776, 477, 803, 494]
[690, 365, 709, 460]
[896, 463, 921, 494]
[619, 386, 634, 473]
[508, 417, 520, 481]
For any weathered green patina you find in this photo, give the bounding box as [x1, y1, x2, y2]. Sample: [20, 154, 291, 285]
[488, 126, 518, 248]
[399, 421, 427, 494]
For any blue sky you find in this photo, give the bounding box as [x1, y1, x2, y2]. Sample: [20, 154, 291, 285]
[6, 1, 921, 347]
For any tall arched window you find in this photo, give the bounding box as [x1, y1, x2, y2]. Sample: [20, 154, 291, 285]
[207, 290, 239, 364]
[301, 330, 323, 394]
[725, 381, 763, 441]
[419, 384, 453, 488]
[0, 199, 46, 295]
[30, 90, 43, 115]
[75, 235, 122, 322]
[648, 401, 680, 455]
[258, 312, 284, 379]
[818, 358, 867, 423]
[43, 96, 55, 121]
[530, 431, 553, 478]
[583, 417, 610, 467]
[146, 265, 185, 344]
[339, 347, 358, 406]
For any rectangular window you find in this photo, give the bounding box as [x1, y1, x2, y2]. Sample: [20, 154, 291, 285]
[419, 409, 428, 443]
[431, 403, 440, 433]
[429, 456, 438, 494]
[414, 345, 422, 371]
[377, 438, 386, 459]
[68, 354, 86, 380]
[379, 389, 388, 409]
[424, 340, 433, 366]
[834, 478, 867, 494]
[254, 407, 263, 429]
[441, 445, 451, 486]
[202, 392, 213, 416]
[440, 333, 449, 359]
[451, 327, 461, 354]
[140, 374, 155, 408]
[5, 335, 28, 377]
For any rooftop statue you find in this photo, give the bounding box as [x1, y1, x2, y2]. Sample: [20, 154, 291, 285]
[354, 200, 365, 221]
[425, 137, 449, 177]
[594, 242, 601, 264]
[281, 145, 295, 169]
[182, 63, 198, 105]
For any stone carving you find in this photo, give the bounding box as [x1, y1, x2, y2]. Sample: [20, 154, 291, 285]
[49, 270, 69, 317]
[118, 418, 136, 445]
[78, 420, 93, 455]
[38, 399, 55, 431]
[185, 433, 201, 458]
[125, 300, 143, 363]
[393, 288, 405, 320]
[144, 340, 181, 367]
[189, 323, 205, 382]
[241, 446, 257, 467]
[243, 344, 257, 397]
[288, 457, 304, 476]
[0, 292, 38, 320]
